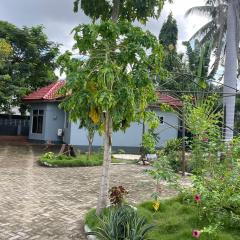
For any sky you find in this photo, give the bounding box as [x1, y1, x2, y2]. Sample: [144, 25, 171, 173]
[0, 0, 208, 54]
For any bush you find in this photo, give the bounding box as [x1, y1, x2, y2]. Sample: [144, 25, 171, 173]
[39, 151, 103, 167]
[190, 163, 240, 229]
[87, 205, 154, 240]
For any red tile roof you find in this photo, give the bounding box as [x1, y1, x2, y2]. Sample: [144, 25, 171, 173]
[23, 81, 182, 108]
[23, 80, 65, 102]
[156, 91, 183, 108]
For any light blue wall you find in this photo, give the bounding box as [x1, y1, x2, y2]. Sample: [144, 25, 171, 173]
[28, 102, 64, 142]
[44, 103, 65, 142]
[154, 110, 179, 147]
[67, 121, 103, 146]
[28, 102, 179, 147]
[67, 110, 179, 148]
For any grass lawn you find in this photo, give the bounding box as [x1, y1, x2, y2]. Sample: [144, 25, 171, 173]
[39, 152, 137, 167]
[85, 198, 240, 240]
[39, 152, 103, 167]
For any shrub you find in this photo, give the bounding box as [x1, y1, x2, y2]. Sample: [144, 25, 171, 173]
[39, 151, 103, 167]
[87, 206, 154, 240]
[191, 163, 240, 229]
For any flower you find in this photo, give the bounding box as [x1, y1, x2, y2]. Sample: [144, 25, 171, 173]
[194, 194, 201, 202]
[152, 200, 160, 211]
[192, 230, 201, 238]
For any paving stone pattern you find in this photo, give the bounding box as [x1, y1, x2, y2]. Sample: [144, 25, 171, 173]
[0, 144, 178, 240]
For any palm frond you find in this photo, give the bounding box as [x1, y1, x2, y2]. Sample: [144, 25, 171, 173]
[189, 21, 215, 41]
[185, 5, 215, 17]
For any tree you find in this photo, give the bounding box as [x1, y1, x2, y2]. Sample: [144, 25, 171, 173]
[79, 118, 97, 157]
[59, 21, 165, 214]
[0, 38, 13, 112]
[0, 21, 59, 113]
[0, 38, 12, 60]
[73, 0, 172, 23]
[159, 13, 178, 50]
[186, 0, 240, 140]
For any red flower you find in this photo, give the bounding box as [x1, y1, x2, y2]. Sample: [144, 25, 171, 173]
[192, 230, 201, 238]
[194, 194, 201, 202]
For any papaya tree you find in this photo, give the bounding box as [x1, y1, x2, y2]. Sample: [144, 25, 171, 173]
[73, 0, 172, 23]
[58, 20, 165, 214]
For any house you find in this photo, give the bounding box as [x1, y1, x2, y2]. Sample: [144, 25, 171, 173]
[23, 80, 182, 152]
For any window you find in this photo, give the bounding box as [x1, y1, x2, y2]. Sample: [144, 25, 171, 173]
[158, 116, 164, 125]
[32, 109, 44, 133]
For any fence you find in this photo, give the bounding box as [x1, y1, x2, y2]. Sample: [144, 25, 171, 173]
[0, 116, 30, 136]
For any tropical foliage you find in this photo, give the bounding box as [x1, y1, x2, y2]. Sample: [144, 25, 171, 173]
[159, 12, 178, 50]
[87, 205, 154, 240]
[73, 0, 172, 23]
[0, 21, 59, 113]
[58, 20, 165, 213]
[186, 0, 240, 140]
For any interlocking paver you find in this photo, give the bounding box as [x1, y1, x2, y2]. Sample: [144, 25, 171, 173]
[0, 144, 180, 240]
[0, 144, 155, 239]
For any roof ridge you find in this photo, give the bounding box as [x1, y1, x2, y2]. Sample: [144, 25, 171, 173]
[43, 80, 64, 100]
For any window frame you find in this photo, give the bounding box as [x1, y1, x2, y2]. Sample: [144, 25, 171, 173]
[32, 109, 44, 134]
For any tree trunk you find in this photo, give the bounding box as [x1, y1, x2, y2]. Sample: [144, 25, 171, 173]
[111, 0, 120, 21]
[88, 138, 93, 157]
[96, 112, 112, 215]
[181, 103, 186, 176]
[223, 0, 238, 141]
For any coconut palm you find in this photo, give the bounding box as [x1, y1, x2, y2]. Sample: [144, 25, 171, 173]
[186, 0, 240, 140]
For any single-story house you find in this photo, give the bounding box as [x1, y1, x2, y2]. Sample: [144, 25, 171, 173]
[23, 80, 182, 152]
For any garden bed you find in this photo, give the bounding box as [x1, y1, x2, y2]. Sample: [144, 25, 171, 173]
[85, 197, 240, 240]
[39, 152, 137, 167]
[39, 152, 103, 167]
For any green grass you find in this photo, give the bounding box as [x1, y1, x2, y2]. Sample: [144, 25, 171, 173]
[85, 198, 240, 240]
[39, 152, 103, 167]
[39, 151, 137, 167]
[111, 158, 138, 164]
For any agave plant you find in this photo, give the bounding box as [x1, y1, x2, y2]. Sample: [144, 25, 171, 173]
[87, 206, 154, 240]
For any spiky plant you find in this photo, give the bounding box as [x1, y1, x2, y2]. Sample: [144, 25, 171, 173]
[87, 206, 154, 240]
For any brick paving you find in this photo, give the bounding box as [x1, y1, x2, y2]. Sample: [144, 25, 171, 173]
[0, 144, 155, 240]
[0, 144, 184, 240]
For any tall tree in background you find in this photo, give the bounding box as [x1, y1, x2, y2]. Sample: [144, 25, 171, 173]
[73, 0, 172, 23]
[186, 0, 240, 140]
[0, 21, 59, 114]
[0, 38, 13, 112]
[159, 12, 178, 50]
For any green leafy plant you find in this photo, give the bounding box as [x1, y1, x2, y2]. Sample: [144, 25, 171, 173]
[58, 20, 166, 214]
[145, 153, 178, 202]
[184, 95, 223, 174]
[87, 206, 154, 240]
[191, 163, 240, 228]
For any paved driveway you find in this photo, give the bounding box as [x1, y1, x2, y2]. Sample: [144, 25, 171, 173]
[0, 144, 163, 240]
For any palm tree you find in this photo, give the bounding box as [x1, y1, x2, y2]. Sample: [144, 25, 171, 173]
[186, 0, 240, 140]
